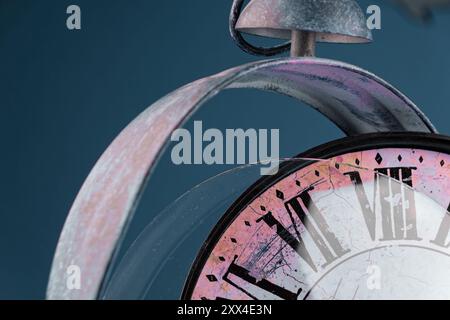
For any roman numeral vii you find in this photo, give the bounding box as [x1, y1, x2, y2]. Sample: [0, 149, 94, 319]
[257, 186, 349, 273]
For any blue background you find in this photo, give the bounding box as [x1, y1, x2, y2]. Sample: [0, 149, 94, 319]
[0, 0, 449, 299]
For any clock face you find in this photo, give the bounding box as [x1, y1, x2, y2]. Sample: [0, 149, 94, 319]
[182, 133, 450, 300]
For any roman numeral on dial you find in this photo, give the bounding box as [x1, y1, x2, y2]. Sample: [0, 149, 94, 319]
[223, 255, 301, 300]
[345, 167, 420, 241]
[257, 186, 349, 273]
[431, 203, 450, 248]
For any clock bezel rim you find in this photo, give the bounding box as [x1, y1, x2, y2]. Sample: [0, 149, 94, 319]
[182, 132, 450, 300]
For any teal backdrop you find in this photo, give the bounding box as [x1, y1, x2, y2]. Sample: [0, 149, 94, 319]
[0, 0, 449, 298]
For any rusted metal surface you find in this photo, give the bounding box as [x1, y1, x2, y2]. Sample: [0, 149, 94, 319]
[236, 0, 372, 43]
[47, 58, 436, 300]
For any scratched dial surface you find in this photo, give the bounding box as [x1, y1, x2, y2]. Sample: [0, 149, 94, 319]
[183, 134, 450, 300]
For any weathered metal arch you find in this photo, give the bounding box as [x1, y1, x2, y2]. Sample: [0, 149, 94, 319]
[47, 57, 436, 300]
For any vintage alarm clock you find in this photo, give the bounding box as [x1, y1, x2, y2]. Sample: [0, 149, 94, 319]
[47, 0, 450, 300]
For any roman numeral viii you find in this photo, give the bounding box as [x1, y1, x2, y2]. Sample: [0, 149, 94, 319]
[345, 167, 420, 241]
[257, 186, 349, 273]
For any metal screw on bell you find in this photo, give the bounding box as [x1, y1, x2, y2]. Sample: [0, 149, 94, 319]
[232, 0, 372, 57]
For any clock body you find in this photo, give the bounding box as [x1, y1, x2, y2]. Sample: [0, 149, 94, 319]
[183, 133, 450, 300]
